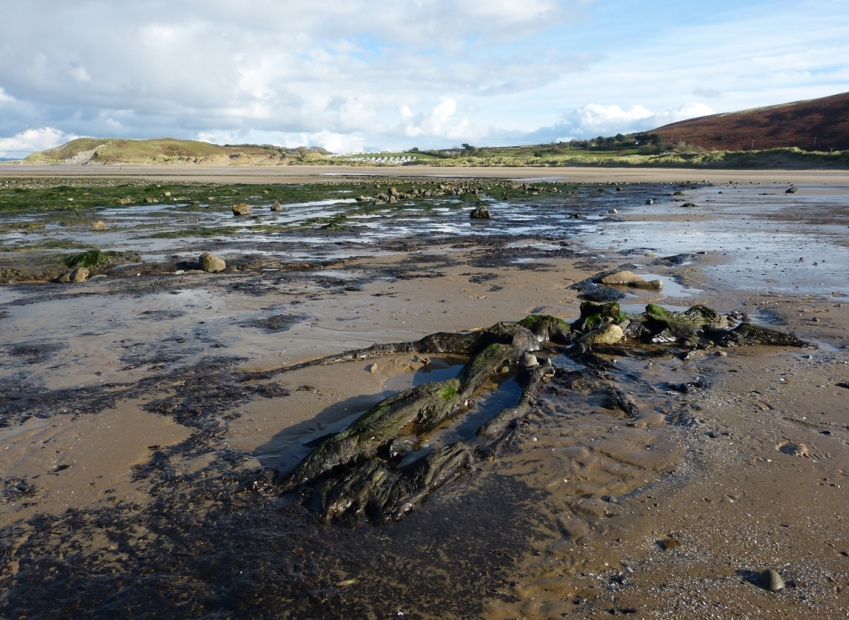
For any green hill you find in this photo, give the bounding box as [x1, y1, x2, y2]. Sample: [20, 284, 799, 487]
[24, 138, 327, 165]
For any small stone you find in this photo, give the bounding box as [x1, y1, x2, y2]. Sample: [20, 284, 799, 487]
[785, 186, 797, 194]
[716, 350, 728, 357]
[608, 208, 618, 214]
[119, 197, 132, 205]
[164, 191, 171, 197]
[199, 252, 226, 273]
[520, 353, 539, 368]
[660, 537, 682, 550]
[91, 220, 109, 231]
[759, 569, 785, 592]
[646, 199, 654, 205]
[270, 201, 282, 211]
[232, 203, 251, 216]
[580, 324, 624, 345]
[366, 363, 378, 373]
[500, 365, 510, 373]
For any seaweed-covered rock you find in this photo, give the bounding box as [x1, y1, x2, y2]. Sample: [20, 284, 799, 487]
[720, 323, 808, 347]
[518, 314, 572, 344]
[571, 301, 626, 333]
[470, 205, 491, 219]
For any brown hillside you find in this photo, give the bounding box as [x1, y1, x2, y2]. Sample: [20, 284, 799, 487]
[652, 92, 849, 152]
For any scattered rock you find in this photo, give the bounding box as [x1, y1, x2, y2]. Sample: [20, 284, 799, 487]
[580, 324, 624, 345]
[759, 569, 785, 592]
[232, 203, 251, 216]
[270, 201, 282, 211]
[599, 270, 663, 290]
[91, 220, 109, 231]
[470, 205, 491, 219]
[199, 252, 226, 273]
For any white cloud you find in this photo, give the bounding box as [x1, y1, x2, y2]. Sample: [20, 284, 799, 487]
[0, 127, 72, 158]
[543, 102, 714, 139]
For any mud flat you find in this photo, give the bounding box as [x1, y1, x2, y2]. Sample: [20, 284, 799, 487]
[1, 175, 848, 618]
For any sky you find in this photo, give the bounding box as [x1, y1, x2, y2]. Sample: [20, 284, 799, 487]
[0, 0, 847, 157]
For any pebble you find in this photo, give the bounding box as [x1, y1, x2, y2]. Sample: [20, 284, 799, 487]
[759, 568, 785, 592]
[366, 363, 378, 373]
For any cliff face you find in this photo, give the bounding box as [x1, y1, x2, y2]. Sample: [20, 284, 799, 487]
[651, 92, 849, 152]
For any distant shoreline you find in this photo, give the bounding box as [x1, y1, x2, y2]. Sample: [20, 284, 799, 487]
[1, 164, 848, 185]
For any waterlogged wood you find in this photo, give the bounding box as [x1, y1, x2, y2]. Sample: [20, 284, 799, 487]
[271, 307, 808, 525]
[312, 443, 474, 525]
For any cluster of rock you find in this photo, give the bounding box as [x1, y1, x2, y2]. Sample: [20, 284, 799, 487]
[570, 300, 807, 350]
[514, 182, 559, 193]
[573, 269, 663, 303]
[356, 184, 485, 205]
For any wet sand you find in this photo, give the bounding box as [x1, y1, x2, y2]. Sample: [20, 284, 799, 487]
[1, 172, 848, 618]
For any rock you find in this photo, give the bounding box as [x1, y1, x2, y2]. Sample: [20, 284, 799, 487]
[199, 252, 226, 273]
[608, 208, 618, 214]
[681, 202, 697, 208]
[470, 205, 491, 219]
[580, 324, 624, 345]
[164, 191, 171, 197]
[520, 353, 539, 368]
[578, 286, 626, 303]
[232, 203, 251, 216]
[616, 186, 623, 191]
[270, 201, 282, 211]
[119, 197, 132, 205]
[389, 195, 398, 204]
[646, 199, 654, 205]
[56, 272, 71, 283]
[759, 569, 785, 592]
[599, 271, 663, 290]
[70, 267, 89, 283]
[785, 186, 797, 194]
[91, 220, 109, 231]
[366, 363, 379, 373]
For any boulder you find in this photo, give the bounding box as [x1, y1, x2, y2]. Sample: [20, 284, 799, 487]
[470, 205, 491, 219]
[70, 267, 89, 283]
[199, 252, 226, 273]
[232, 203, 251, 216]
[580, 324, 624, 345]
[599, 270, 663, 290]
[270, 201, 282, 211]
[91, 220, 109, 231]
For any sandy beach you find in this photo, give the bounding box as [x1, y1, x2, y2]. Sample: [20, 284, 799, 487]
[0, 168, 847, 618]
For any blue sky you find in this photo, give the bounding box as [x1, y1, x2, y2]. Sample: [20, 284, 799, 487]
[0, 0, 846, 156]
